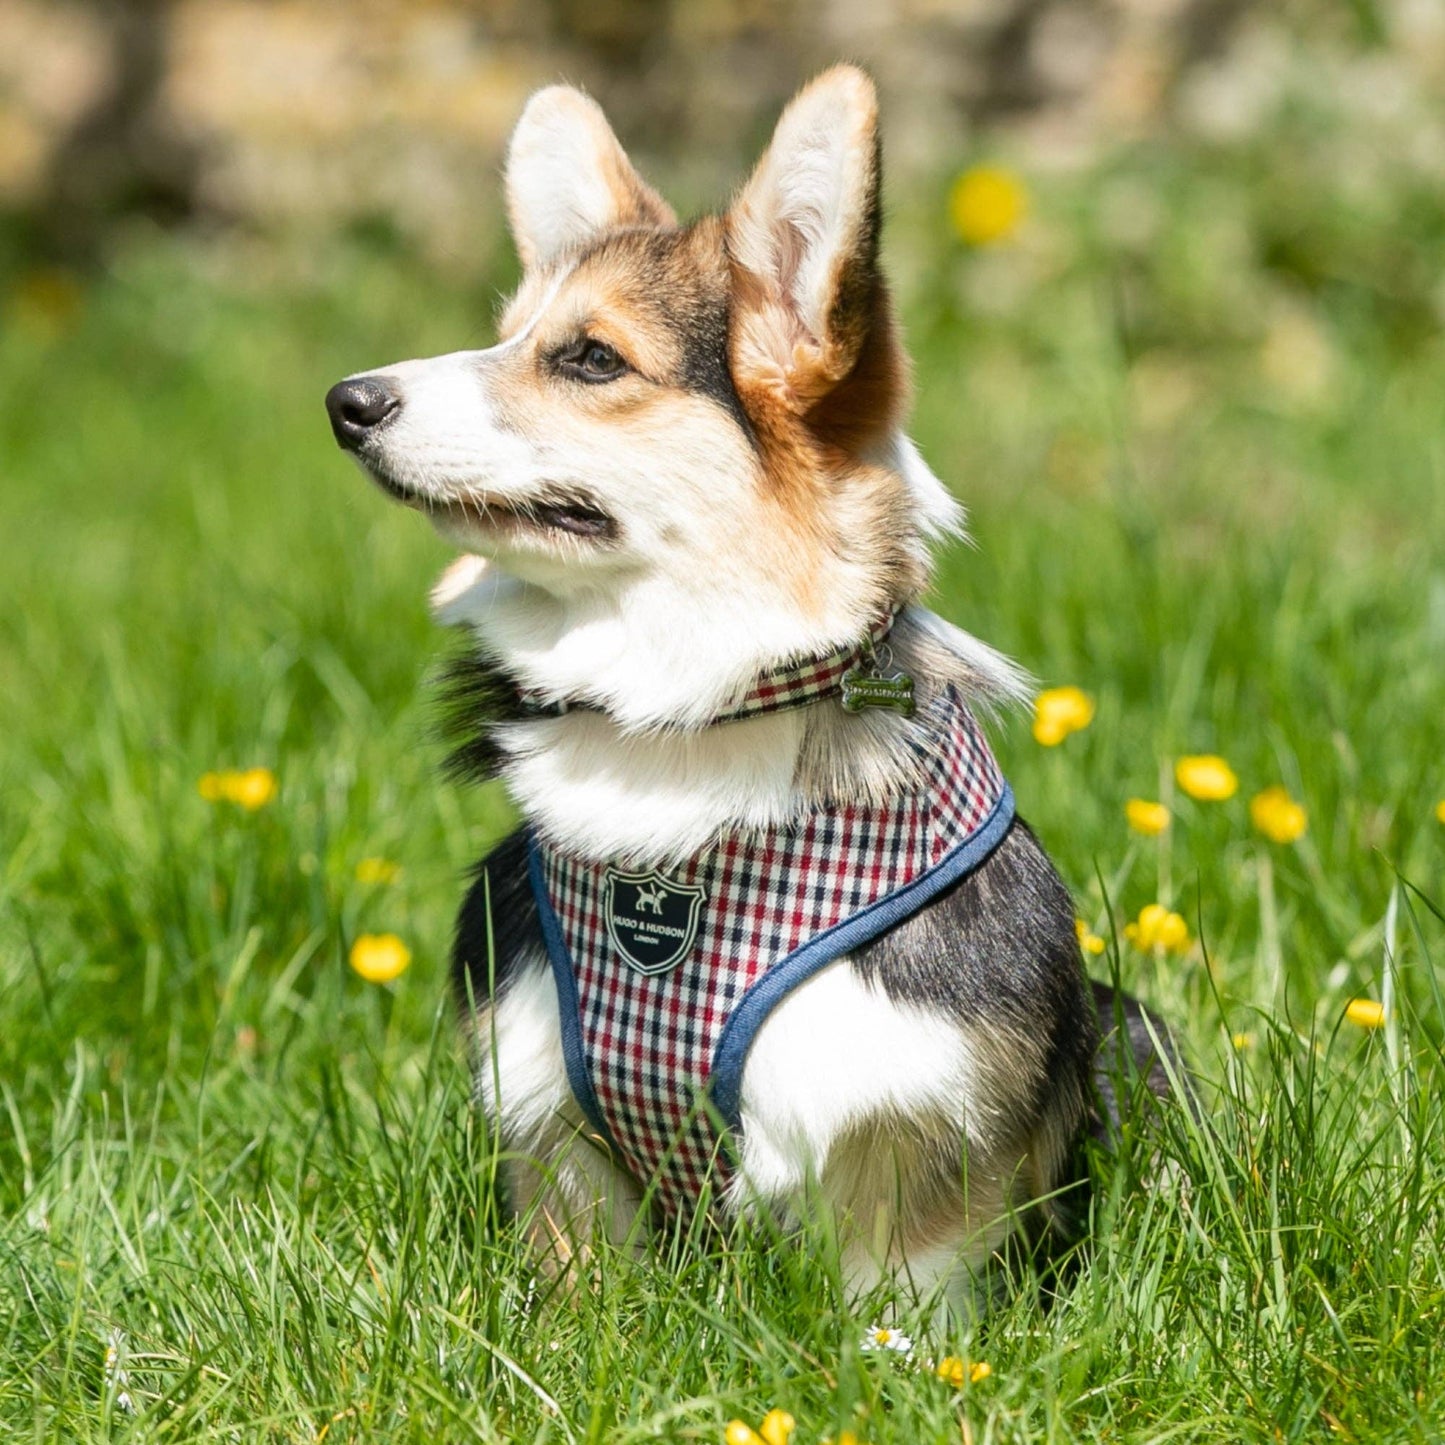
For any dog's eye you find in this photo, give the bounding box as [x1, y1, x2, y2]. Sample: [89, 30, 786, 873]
[563, 340, 627, 383]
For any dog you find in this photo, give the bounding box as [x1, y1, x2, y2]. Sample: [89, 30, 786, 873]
[325, 66, 1173, 1316]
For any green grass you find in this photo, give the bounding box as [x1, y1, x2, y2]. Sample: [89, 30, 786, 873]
[2, 146, 1444, 1443]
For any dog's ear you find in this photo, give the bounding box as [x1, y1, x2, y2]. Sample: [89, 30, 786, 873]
[726, 66, 887, 410]
[505, 86, 675, 271]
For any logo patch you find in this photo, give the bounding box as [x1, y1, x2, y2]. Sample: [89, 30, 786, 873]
[604, 870, 706, 976]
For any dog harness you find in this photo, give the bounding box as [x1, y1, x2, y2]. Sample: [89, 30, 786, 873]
[528, 625, 1015, 1217]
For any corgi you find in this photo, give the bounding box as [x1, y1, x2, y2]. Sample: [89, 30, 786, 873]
[325, 66, 1173, 1316]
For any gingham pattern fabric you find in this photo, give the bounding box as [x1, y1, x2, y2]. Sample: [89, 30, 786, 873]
[712, 610, 900, 723]
[534, 684, 1009, 1217]
[518, 611, 900, 725]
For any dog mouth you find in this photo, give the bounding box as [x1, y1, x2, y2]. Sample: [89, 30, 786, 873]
[363, 466, 617, 542]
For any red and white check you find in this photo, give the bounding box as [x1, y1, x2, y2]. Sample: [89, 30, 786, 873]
[534, 684, 1012, 1217]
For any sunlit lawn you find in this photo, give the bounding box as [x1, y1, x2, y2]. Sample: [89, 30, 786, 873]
[2, 147, 1443, 1441]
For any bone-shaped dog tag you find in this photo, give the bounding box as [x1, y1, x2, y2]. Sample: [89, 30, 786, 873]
[841, 666, 915, 716]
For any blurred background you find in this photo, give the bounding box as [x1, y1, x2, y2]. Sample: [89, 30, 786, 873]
[2, 0, 1444, 1050]
[2, 11, 1444, 1431]
[4, 0, 1444, 289]
[3, 1, 1444, 554]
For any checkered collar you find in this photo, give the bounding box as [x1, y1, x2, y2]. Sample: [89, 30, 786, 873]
[515, 609, 903, 727]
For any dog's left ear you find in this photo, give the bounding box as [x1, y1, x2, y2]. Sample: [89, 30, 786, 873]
[506, 86, 676, 272]
[727, 66, 887, 409]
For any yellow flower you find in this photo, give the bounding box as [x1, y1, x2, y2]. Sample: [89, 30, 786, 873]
[725, 1424, 764, 1445]
[230, 767, 277, 810]
[197, 767, 277, 810]
[937, 1356, 991, 1385]
[1123, 903, 1190, 954]
[1434, 799, 1444, 824]
[760, 1410, 795, 1445]
[349, 933, 412, 984]
[1231, 1031, 1255, 1051]
[1075, 918, 1106, 956]
[1249, 786, 1307, 844]
[197, 771, 228, 802]
[1126, 799, 1171, 836]
[1175, 755, 1238, 801]
[1032, 686, 1095, 746]
[1344, 998, 1385, 1030]
[355, 857, 401, 885]
[949, 165, 1028, 246]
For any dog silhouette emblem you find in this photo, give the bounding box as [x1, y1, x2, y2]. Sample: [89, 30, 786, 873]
[603, 870, 707, 975]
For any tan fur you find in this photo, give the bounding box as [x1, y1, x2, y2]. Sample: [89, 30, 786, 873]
[476, 199, 919, 633]
[806, 284, 911, 454]
[491, 67, 916, 636]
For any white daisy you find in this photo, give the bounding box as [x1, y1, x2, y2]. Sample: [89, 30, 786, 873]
[860, 1323, 914, 1355]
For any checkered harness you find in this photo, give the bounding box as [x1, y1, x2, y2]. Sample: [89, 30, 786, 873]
[529, 659, 1015, 1218]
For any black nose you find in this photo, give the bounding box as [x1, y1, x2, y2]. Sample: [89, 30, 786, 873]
[325, 376, 401, 450]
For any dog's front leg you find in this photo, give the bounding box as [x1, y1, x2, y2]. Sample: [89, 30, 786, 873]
[501, 1132, 647, 1269]
[733, 958, 1026, 1319]
[472, 955, 648, 1268]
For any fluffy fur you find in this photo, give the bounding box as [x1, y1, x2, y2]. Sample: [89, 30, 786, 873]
[326, 66, 1173, 1317]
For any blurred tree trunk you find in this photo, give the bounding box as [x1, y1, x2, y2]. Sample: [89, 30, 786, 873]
[35, 0, 203, 265]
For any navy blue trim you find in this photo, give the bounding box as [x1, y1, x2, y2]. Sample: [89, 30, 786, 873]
[708, 782, 1017, 1133]
[527, 833, 618, 1149]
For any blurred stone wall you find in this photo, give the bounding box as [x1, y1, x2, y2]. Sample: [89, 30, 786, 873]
[1, 0, 1442, 266]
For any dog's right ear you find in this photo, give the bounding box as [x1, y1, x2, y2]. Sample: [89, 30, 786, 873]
[505, 87, 675, 271]
[725, 66, 887, 414]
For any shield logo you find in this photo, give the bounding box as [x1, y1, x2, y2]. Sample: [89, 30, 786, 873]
[603, 869, 706, 976]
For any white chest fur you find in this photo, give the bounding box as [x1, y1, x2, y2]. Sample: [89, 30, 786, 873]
[495, 708, 807, 864]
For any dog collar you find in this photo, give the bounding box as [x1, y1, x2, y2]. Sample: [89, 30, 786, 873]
[516, 608, 912, 726]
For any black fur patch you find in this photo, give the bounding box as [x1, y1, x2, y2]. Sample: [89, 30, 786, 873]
[432, 645, 527, 784]
[451, 826, 539, 1016]
[1089, 979, 1186, 1141]
[672, 288, 754, 443]
[850, 816, 1098, 1111]
[574, 224, 756, 444]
